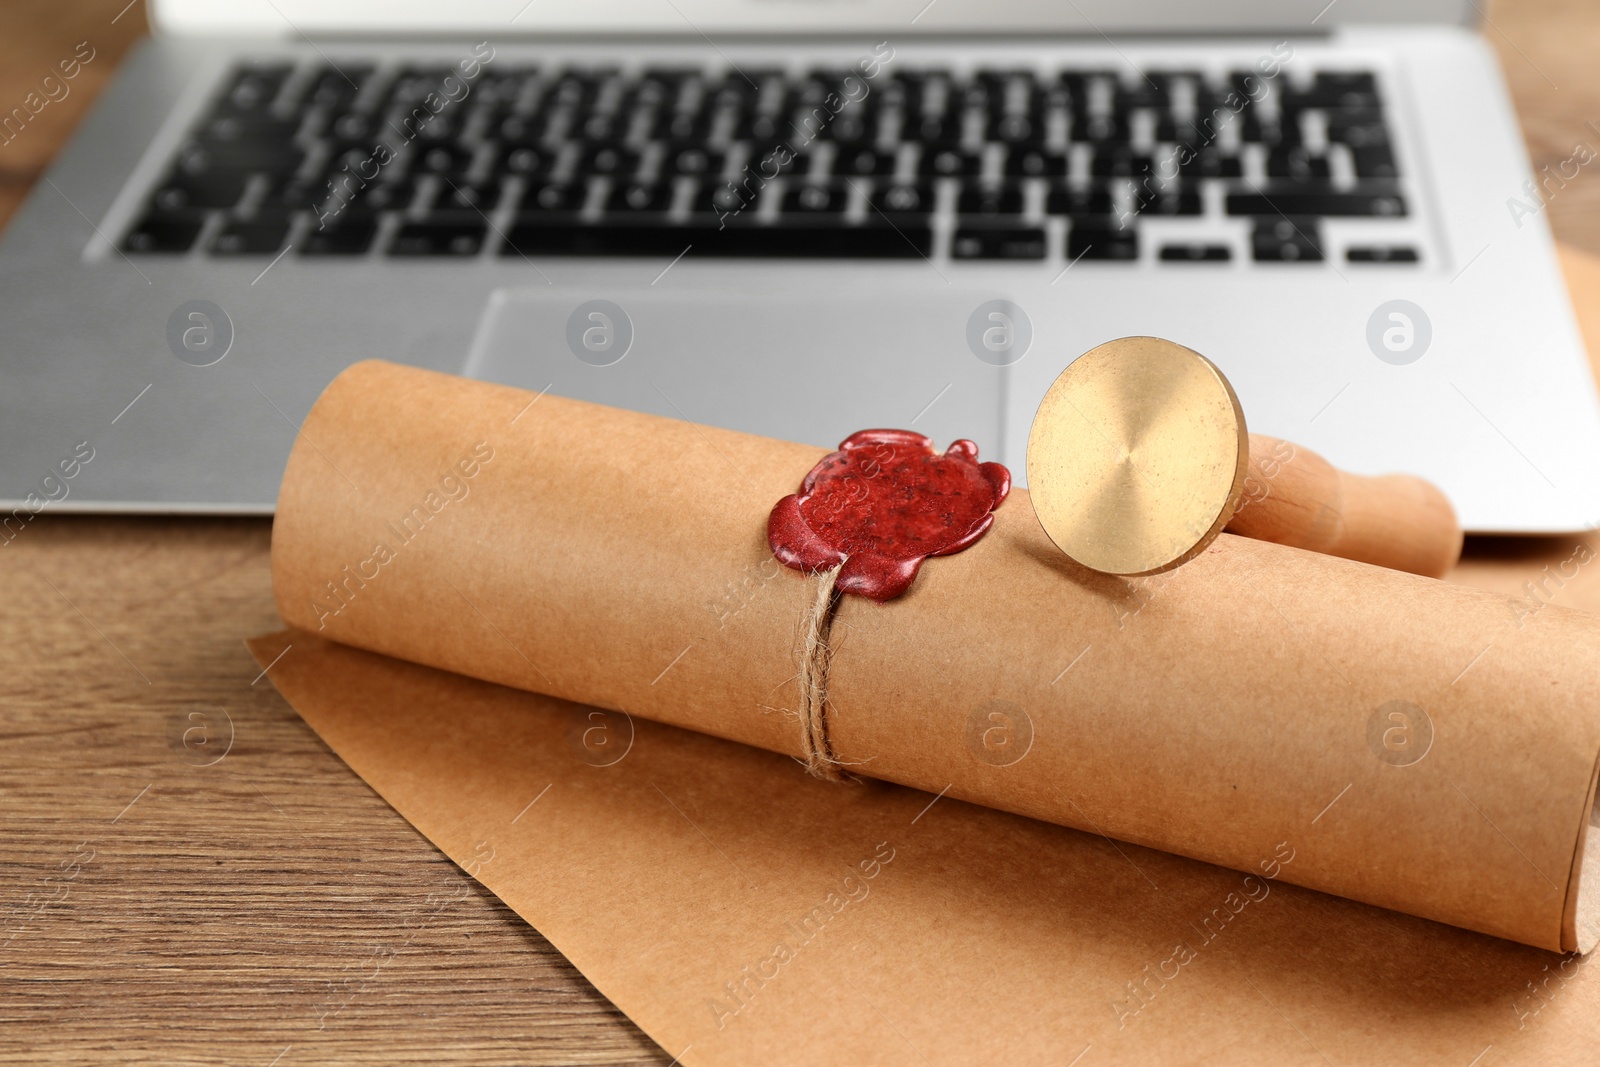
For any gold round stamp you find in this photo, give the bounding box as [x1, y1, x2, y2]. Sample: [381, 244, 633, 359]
[1026, 336, 1249, 576]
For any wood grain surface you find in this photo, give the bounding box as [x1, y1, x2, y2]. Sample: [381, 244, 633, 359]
[4, 2, 1600, 1063]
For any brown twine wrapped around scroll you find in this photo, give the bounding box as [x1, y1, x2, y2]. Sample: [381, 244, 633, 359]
[796, 563, 847, 781]
[765, 431, 1013, 782]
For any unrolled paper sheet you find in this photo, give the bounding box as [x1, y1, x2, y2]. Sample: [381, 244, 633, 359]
[247, 629, 1600, 1066]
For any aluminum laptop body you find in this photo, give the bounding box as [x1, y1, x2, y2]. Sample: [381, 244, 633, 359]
[1, 0, 1596, 534]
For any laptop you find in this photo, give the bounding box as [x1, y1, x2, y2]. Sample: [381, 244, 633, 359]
[3, 0, 1597, 533]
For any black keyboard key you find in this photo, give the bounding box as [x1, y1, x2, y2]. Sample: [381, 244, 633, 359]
[1226, 188, 1406, 217]
[545, 69, 614, 111]
[519, 181, 588, 215]
[745, 146, 807, 177]
[641, 70, 702, 96]
[302, 66, 373, 111]
[123, 213, 204, 254]
[1329, 104, 1387, 129]
[712, 69, 778, 101]
[1120, 78, 1184, 115]
[572, 111, 626, 143]
[907, 112, 964, 146]
[733, 112, 788, 143]
[1073, 113, 1131, 144]
[864, 110, 903, 144]
[308, 190, 373, 223]
[307, 175, 415, 215]
[1252, 217, 1323, 262]
[1113, 86, 1168, 114]
[974, 69, 1035, 94]
[1118, 72, 1194, 110]
[1266, 146, 1331, 181]
[1347, 245, 1419, 264]
[660, 145, 724, 177]
[431, 180, 503, 213]
[491, 112, 551, 145]
[957, 181, 1025, 216]
[216, 65, 291, 113]
[1046, 183, 1115, 216]
[502, 222, 932, 258]
[326, 112, 380, 146]
[210, 219, 291, 255]
[1327, 116, 1389, 147]
[1134, 187, 1202, 216]
[951, 226, 1046, 260]
[1160, 243, 1231, 262]
[1274, 117, 1308, 146]
[636, 67, 701, 96]
[357, 181, 417, 212]
[1004, 148, 1068, 177]
[782, 182, 850, 216]
[496, 144, 555, 177]
[1351, 145, 1399, 179]
[919, 148, 982, 177]
[470, 68, 533, 109]
[694, 181, 760, 219]
[833, 148, 896, 176]
[301, 214, 377, 256]
[1175, 149, 1242, 179]
[1153, 115, 1186, 142]
[802, 67, 861, 90]
[575, 143, 642, 177]
[389, 220, 486, 256]
[489, 63, 540, 91]
[1317, 72, 1378, 95]
[324, 143, 391, 178]
[412, 144, 476, 176]
[637, 57, 693, 93]
[1241, 113, 1290, 144]
[150, 172, 251, 212]
[271, 179, 322, 211]
[986, 111, 1045, 145]
[784, 78, 829, 112]
[651, 109, 716, 143]
[390, 109, 463, 144]
[1322, 105, 1387, 132]
[199, 113, 301, 149]
[1227, 71, 1279, 103]
[1058, 70, 1118, 101]
[1288, 72, 1381, 111]
[719, 224, 932, 257]
[1189, 92, 1237, 130]
[606, 181, 675, 214]
[1090, 148, 1152, 177]
[867, 181, 936, 218]
[504, 222, 697, 257]
[819, 110, 871, 143]
[176, 140, 305, 176]
[884, 71, 931, 107]
[1088, 147, 1152, 178]
[388, 66, 465, 104]
[1067, 222, 1138, 261]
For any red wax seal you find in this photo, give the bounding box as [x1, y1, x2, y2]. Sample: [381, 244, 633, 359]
[767, 429, 1011, 602]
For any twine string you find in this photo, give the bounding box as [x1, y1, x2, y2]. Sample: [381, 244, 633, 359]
[797, 562, 847, 781]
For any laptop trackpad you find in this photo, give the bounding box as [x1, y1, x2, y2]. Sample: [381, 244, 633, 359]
[463, 287, 1012, 460]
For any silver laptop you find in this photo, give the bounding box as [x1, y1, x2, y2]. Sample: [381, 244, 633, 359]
[3, 0, 1597, 533]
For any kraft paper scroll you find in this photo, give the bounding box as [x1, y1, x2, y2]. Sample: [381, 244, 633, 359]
[271, 359, 1600, 954]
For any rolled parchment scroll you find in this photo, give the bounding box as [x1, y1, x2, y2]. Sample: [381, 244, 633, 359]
[272, 360, 1600, 952]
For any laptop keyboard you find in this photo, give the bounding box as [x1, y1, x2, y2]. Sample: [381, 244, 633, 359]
[122, 59, 1416, 266]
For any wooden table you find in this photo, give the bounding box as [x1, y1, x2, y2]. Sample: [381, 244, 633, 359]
[4, 4, 1600, 1062]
